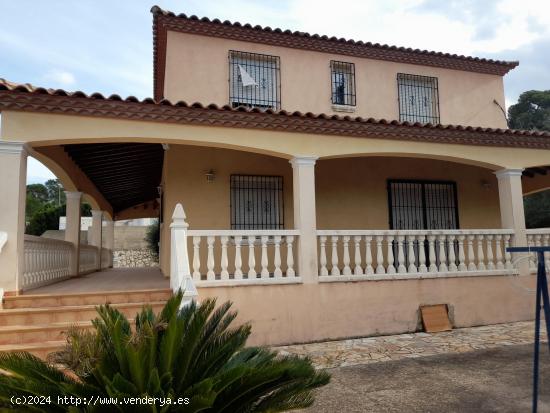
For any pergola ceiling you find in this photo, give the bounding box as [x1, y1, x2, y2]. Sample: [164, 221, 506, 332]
[63, 143, 164, 213]
[523, 166, 550, 178]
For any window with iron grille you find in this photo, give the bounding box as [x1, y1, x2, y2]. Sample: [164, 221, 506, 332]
[388, 180, 459, 230]
[397, 73, 440, 124]
[230, 175, 284, 230]
[229, 51, 281, 110]
[331, 61, 356, 106]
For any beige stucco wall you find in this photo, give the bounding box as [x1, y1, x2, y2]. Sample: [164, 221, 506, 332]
[164, 31, 507, 128]
[159, 145, 502, 274]
[197, 275, 535, 346]
[316, 157, 501, 229]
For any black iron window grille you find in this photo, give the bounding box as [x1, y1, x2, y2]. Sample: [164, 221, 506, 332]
[229, 51, 281, 110]
[230, 175, 284, 230]
[388, 180, 459, 230]
[331, 61, 356, 106]
[397, 73, 440, 124]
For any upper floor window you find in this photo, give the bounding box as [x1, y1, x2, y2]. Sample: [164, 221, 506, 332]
[331, 61, 356, 106]
[229, 51, 281, 110]
[230, 175, 284, 230]
[397, 73, 440, 124]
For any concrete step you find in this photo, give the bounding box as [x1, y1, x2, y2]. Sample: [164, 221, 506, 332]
[0, 340, 66, 360]
[0, 321, 94, 345]
[2, 289, 172, 309]
[0, 301, 166, 327]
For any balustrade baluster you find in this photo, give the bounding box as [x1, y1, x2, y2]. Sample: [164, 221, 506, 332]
[467, 235, 477, 271]
[354, 236, 363, 275]
[274, 236, 283, 278]
[486, 235, 495, 270]
[192, 236, 201, 281]
[234, 235, 243, 279]
[286, 235, 295, 277]
[407, 235, 417, 273]
[438, 234, 448, 272]
[207, 236, 216, 281]
[448, 234, 457, 272]
[365, 236, 374, 275]
[504, 234, 513, 269]
[457, 235, 466, 271]
[220, 236, 229, 280]
[319, 236, 328, 276]
[428, 235, 437, 272]
[376, 235, 385, 274]
[248, 237, 257, 278]
[387, 235, 396, 274]
[397, 235, 406, 273]
[417, 235, 427, 273]
[261, 236, 269, 278]
[495, 234, 504, 270]
[342, 236, 352, 275]
[476, 234, 486, 270]
[331, 236, 340, 276]
[528, 235, 536, 270]
[544, 235, 550, 270]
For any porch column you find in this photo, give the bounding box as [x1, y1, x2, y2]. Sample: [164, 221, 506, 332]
[290, 156, 319, 283]
[65, 191, 82, 276]
[0, 142, 28, 295]
[89, 210, 103, 270]
[495, 169, 528, 274]
[103, 219, 115, 268]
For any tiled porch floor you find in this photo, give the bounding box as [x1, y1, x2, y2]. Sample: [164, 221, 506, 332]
[275, 321, 546, 369]
[25, 267, 169, 294]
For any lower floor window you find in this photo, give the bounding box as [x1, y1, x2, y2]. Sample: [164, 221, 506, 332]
[230, 175, 284, 229]
[388, 180, 459, 229]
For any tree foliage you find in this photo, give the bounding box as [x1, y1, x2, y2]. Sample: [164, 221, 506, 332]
[145, 219, 160, 255]
[26, 203, 92, 236]
[0, 292, 330, 412]
[508, 90, 550, 131]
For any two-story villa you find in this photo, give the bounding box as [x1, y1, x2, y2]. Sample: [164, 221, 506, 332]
[2, 6, 550, 354]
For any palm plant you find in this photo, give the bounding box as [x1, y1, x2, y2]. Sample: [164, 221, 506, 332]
[0, 292, 329, 412]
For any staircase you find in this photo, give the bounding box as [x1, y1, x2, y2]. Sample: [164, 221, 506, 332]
[0, 289, 172, 359]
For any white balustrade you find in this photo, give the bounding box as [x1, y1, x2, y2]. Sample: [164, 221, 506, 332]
[317, 229, 516, 280]
[186, 230, 300, 285]
[526, 229, 550, 272]
[23, 235, 73, 290]
[79, 244, 99, 274]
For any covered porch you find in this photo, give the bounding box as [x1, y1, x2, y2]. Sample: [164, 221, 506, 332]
[2, 80, 550, 344]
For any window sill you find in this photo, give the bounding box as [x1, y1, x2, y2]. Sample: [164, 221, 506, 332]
[331, 104, 356, 113]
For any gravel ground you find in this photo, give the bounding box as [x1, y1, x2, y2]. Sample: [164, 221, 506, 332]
[303, 343, 550, 412]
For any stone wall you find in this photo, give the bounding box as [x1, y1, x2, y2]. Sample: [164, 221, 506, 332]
[113, 249, 159, 268]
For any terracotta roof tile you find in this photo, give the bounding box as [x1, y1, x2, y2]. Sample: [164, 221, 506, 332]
[150, 5, 519, 101]
[1, 78, 549, 150]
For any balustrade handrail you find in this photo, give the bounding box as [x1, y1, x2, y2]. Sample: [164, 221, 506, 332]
[24, 234, 73, 246]
[526, 228, 550, 234]
[188, 229, 300, 236]
[317, 229, 515, 236]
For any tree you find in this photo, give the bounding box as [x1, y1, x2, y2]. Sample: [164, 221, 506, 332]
[44, 179, 66, 206]
[508, 90, 550, 131]
[26, 203, 93, 236]
[145, 218, 160, 255]
[0, 292, 330, 412]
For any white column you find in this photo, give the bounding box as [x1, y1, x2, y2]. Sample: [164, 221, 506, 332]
[170, 203, 197, 305]
[103, 219, 115, 267]
[65, 191, 82, 276]
[290, 156, 319, 282]
[0, 142, 27, 294]
[495, 169, 527, 275]
[89, 210, 103, 270]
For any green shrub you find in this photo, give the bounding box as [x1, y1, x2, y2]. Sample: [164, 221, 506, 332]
[0, 292, 329, 412]
[145, 218, 160, 255]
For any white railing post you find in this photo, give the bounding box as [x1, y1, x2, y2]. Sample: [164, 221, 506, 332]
[220, 236, 229, 280]
[353, 235, 363, 275]
[170, 204, 197, 304]
[260, 236, 269, 278]
[319, 236, 328, 276]
[342, 236, 352, 275]
[234, 236, 243, 279]
[273, 235, 283, 278]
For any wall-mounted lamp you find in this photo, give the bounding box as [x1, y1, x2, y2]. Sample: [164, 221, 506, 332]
[205, 169, 216, 183]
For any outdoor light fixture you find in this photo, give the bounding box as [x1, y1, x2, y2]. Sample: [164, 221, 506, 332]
[205, 169, 216, 183]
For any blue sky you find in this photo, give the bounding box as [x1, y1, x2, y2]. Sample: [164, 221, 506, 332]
[1, 0, 549, 183]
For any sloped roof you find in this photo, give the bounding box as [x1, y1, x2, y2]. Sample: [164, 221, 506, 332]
[151, 5, 519, 101]
[1, 78, 549, 150]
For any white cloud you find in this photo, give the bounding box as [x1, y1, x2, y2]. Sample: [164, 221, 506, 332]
[43, 70, 76, 87]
